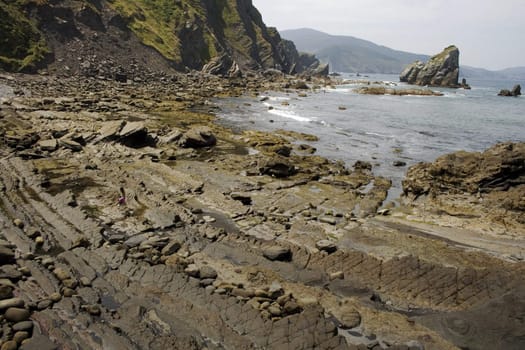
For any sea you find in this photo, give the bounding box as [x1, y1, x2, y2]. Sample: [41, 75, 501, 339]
[216, 74, 525, 201]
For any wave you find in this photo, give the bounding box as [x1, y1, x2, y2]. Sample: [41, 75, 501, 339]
[267, 108, 312, 122]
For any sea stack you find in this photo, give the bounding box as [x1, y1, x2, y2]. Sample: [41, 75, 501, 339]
[400, 45, 460, 88]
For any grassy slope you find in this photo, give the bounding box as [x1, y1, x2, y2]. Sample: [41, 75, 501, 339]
[108, 0, 273, 69]
[0, 0, 277, 72]
[108, 0, 224, 66]
[0, 1, 48, 71]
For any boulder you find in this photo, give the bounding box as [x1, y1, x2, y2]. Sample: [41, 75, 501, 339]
[118, 121, 153, 147]
[201, 54, 242, 78]
[178, 126, 217, 148]
[259, 156, 296, 178]
[38, 139, 58, 152]
[315, 240, 337, 253]
[400, 45, 460, 87]
[97, 120, 125, 141]
[263, 246, 292, 261]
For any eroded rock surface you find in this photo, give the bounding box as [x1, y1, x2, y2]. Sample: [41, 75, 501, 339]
[0, 73, 523, 350]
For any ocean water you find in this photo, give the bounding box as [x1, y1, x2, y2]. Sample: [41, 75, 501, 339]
[217, 74, 525, 200]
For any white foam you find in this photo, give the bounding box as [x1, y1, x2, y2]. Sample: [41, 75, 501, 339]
[268, 108, 312, 122]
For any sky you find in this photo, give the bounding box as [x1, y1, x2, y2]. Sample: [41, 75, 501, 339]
[252, 0, 525, 70]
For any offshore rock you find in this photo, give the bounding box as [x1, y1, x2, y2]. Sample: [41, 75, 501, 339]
[400, 45, 460, 87]
[498, 84, 521, 97]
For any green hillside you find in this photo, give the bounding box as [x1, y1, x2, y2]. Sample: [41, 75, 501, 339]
[281, 28, 429, 74]
[0, 0, 311, 74]
[0, 1, 48, 72]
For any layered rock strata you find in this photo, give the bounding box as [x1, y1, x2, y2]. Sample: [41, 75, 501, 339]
[0, 73, 523, 350]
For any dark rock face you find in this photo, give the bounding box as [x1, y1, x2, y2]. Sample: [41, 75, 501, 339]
[498, 84, 521, 97]
[1, 0, 326, 77]
[400, 46, 460, 87]
[403, 142, 525, 197]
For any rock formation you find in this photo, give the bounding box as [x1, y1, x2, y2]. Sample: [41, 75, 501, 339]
[354, 86, 443, 96]
[403, 142, 525, 196]
[400, 45, 460, 87]
[0, 0, 325, 77]
[402, 142, 525, 236]
[498, 84, 522, 96]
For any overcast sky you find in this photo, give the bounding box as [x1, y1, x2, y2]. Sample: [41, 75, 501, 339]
[252, 0, 525, 70]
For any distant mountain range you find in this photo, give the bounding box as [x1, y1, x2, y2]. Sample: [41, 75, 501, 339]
[281, 28, 525, 79]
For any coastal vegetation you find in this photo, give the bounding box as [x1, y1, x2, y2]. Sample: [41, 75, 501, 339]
[0, 1, 48, 71]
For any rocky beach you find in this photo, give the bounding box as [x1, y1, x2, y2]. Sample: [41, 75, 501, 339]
[0, 0, 524, 349]
[0, 70, 523, 350]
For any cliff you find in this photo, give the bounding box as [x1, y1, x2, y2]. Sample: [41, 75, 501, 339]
[400, 45, 460, 87]
[0, 0, 326, 77]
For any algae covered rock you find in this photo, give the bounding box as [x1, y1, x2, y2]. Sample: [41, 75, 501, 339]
[400, 45, 460, 87]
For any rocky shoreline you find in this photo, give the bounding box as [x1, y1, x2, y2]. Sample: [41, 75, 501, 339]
[0, 72, 524, 350]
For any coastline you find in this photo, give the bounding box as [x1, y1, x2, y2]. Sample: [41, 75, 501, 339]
[0, 72, 524, 349]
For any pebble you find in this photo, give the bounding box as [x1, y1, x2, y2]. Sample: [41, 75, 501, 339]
[214, 288, 226, 295]
[12, 321, 33, 332]
[18, 267, 31, 276]
[62, 279, 78, 289]
[329, 271, 344, 280]
[62, 288, 75, 298]
[49, 292, 62, 302]
[184, 264, 200, 278]
[79, 277, 92, 287]
[25, 227, 41, 239]
[37, 299, 53, 310]
[5, 307, 30, 322]
[268, 304, 282, 316]
[0, 298, 24, 310]
[319, 216, 337, 225]
[0, 285, 14, 299]
[1, 340, 18, 350]
[341, 309, 362, 329]
[13, 330, 30, 344]
[199, 266, 217, 279]
[53, 268, 70, 281]
[13, 219, 24, 229]
[41, 258, 54, 267]
[84, 304, 101, 316]
[35, 236, 45, 245]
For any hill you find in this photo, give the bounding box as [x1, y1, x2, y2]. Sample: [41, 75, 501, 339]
[0, 0, 323, 77]
[461, 66, 525, 80]
[281, 28, 429, 74]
